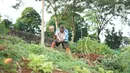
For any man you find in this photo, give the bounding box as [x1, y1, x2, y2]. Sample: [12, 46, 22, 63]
[51, 25, 71, 54]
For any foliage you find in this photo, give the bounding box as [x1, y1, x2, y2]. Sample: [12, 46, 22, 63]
[29, 45, 87, 71]
[14, 7, 41, 34]
[0, 36, 87, 72]
[28, 54, 53, 73]
[119, 47, 130, 73]
[1, 19, 13, 29]
[0, 23, 9, 35]
[46, 18, 56, 31]
[47, 12, 88, 42]
[122, 36, 130, 46]
[69, 42, 78, 53]
[98, 68, 113, 73]
[105, 27, 123, 49]
[76, 37, 115, 55]
[74, 66, 91, 73]
[100, 46, 130, 73]
[0, 16, 9, 35]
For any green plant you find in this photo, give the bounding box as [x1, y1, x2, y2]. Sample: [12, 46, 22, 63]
[77, 37, 115, 55]
[105, 27, 123, 49]
[14, 7, 41, 34]
[0, 36, 89, 72]
[74, 66, 91, 73]
[0, 23, 9, 35]
[28, 54, 54, 73]
[98, 68, 113, 73]
[69, 42, 78, 53]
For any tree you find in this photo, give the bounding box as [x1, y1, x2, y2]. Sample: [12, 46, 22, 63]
[11, 0, 45, 46]
[1, 19, 12, 29]
[84, 0, 116, 42]
[0, 16, 9, 35]
[105, 27, 123, 49]
[14, 7, 41, 34]
[45, 0, 71, 29]
[84, 0, 130, 42]
[47, 11, 88, 42]
[57, 0, 86, 42]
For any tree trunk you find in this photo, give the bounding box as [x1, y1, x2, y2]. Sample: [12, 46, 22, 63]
[71, 28, 75, 42]
[97, 29, 101, 43]
[55, 17, 59, 29]
[71, 0, 75, 42]
[41, 0, 45, 46]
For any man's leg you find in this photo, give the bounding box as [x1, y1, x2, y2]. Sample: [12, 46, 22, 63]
[51, 40, 60, 48]
[63, 42, 71, 54]
[51, 42, 56, 48]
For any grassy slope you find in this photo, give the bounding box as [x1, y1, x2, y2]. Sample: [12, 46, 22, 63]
[0, 36, 88, 72]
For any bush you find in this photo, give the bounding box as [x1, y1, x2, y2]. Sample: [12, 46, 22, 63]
[101, 46, 130, 73]
[76, 37, 115, 55]
[28, 54, 54, 73]
[73, 66, 91, 73]
[69, 42, 78, 53]
[119, 47, 130, 73]
[0, 24, 9, 35]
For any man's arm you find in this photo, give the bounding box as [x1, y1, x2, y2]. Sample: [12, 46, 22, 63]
[52, 32, 57, 39]
[64, 29, 69, 42]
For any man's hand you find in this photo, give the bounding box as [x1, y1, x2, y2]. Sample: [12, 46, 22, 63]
[53, 35, 57, 39]
[57, 39, 64, 43]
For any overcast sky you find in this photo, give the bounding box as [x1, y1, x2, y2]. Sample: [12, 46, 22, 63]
[0, 0, 52, 23]
[0, 0, 130, 42]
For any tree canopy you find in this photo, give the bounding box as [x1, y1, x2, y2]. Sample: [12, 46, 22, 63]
[14, 7, 41, 34]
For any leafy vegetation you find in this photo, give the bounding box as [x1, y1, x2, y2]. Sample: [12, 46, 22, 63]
[1, 0, 130, 73]
[105, 27, 123, 49]
[0, 36, 88, 72]
[14, 7, 41, 34]
[28, 54, 53, 73]
[74, 37, 115, 55]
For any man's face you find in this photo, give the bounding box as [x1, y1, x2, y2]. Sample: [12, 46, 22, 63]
[60, 28, 64, 33]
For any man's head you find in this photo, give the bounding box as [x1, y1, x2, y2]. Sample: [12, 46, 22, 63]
[60, 25, 65, 33]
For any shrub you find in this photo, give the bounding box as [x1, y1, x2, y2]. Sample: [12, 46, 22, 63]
[101, 46, 130, 73]
[76, 37, 115, 55]
[74, 66, 91, 73]
[105, 27, 123, 49]
[119, 47, 130, 73]
[0, 23, 9, 35]
[69, 42, 78, 53]
[28, 54, 54, 73]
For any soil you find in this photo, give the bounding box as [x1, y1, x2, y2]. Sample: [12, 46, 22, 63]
[0, 44, 6, 51]
[72, 53, 104, 66]
[22, 68, 32, 73]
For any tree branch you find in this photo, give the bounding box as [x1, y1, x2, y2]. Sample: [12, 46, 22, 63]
[48, 0, 55, 11]
[59, 1, 71, 21]
[101, 15, 114, 30]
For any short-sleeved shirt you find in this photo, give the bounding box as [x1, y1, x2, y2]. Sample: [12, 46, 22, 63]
[55, 29, 69, 42]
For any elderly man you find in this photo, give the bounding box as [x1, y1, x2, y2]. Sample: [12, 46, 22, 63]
[51, 25, 71, 54]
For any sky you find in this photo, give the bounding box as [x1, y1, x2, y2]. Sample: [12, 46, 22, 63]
[0, 0, 52, 23]
[0, 0, 130, 42]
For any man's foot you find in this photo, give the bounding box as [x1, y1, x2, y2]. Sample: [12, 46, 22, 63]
[66, 48, 71, 55]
